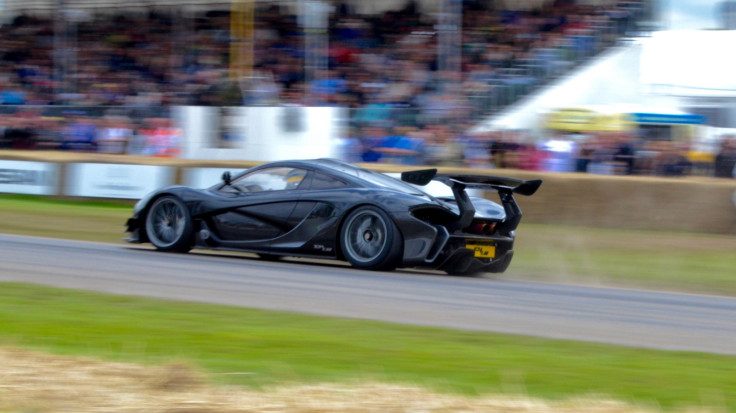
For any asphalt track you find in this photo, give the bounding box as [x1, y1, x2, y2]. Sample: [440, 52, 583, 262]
[1, 233, 735, 355]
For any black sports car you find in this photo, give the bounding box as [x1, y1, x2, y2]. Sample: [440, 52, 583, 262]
[125, 158, 541, 276]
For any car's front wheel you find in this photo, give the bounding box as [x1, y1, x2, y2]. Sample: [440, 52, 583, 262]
[340, 206, 402, 271]
[145, 195, 193, 253]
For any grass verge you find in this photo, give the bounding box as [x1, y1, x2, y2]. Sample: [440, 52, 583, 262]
[510, 224, 736, 295]
[1, 282, 735, 411]
[0, 194, 131, 243]
[1, 194, 735, 295]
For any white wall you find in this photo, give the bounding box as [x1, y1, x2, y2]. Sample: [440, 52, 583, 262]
[65, 164, 174, 199]
[176, 106, 346, 162]
[0, 161, 58, 195]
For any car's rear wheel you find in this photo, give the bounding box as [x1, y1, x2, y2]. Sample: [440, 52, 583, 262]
[340, 206, 402, 271]
[145, 196, 193, 253]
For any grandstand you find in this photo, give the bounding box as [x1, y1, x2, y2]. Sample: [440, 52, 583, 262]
[0, 0, 648, 116]
[2, 0, 607, 14]
[5, 0, 732, 178]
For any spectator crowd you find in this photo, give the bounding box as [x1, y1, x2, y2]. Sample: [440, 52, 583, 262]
[0, 109, 180, 156]
[4, 0, 734, 179]
[338, 125, 736, 178]
[0, 0, 644, 111]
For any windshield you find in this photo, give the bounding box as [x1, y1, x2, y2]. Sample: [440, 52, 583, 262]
[321, 161, 430, 195]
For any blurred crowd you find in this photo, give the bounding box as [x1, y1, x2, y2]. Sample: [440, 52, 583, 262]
[715, 136, 736, 179]
[5, 0, 732, 179]
[0, 1, 644, 111]
[339, 126, 736, 178]
[0, 109, 181, 156]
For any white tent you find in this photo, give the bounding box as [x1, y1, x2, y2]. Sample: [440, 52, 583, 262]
[475, 29, 736, 132]
[474, 41, 651, 132]
[641, 30, 736, 97]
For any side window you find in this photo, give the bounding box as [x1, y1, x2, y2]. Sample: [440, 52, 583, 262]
[309, 172, 348, 190]
[229, 167, 307, 193]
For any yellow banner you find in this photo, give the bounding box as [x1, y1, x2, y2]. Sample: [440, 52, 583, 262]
[545, 109, 633, 132]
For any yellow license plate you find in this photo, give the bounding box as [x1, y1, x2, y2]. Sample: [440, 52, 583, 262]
[466, 243, 495, 258]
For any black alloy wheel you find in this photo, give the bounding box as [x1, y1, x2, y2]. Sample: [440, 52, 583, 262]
[145, 196, 193, 253]
[340, 206, 402, 270]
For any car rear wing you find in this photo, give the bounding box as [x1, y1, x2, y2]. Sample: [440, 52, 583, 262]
[400, 168, 542, 232]
[400, 169, 542, 196]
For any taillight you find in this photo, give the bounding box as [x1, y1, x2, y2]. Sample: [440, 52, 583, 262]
[469, 220, 496, 235]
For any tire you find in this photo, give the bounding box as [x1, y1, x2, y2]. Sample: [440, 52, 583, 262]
[145, 196, 193, 253]
[340, 206, 402, 271]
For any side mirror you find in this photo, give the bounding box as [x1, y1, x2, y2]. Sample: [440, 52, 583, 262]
[222, 171, 232, 186]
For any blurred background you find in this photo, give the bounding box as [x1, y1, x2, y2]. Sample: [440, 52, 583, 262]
[0, 0, 735, 179]
[2, 3, 736, 412]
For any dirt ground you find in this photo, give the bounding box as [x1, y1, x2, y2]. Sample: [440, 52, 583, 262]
[0, 347, 705, 413]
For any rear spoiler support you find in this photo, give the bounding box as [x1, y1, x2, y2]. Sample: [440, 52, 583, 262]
[495, 189, 522, 235]
[449, 181, 475, 232]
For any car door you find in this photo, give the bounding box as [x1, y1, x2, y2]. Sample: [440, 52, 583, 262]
[268, 171, 351, 256]
[207, 167, 307, 246]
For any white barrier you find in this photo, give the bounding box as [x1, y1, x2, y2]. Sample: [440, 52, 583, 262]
[0, 160, 59, 195]
[65, 163, 174, 199]
[176, 106, 345, 161]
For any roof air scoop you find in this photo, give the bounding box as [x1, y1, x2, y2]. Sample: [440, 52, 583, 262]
[400, 169, 438, 186]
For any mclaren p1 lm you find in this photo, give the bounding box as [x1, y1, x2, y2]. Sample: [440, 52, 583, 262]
[125, 158, 542, 276]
